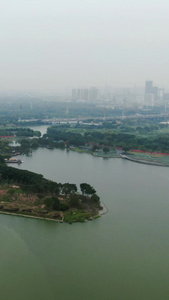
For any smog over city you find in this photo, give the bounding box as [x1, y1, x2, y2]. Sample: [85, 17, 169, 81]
[1, 0, 169, 95]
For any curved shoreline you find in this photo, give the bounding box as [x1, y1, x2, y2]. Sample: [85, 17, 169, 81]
[121, 155, 169, 167]
[71, 148, 169, 167]
[99, 202, 108, 215]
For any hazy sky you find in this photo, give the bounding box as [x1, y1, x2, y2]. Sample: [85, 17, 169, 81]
[1, 0, 169, 91]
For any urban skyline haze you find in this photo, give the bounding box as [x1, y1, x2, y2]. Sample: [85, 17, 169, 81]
[1, 0, 169, 92]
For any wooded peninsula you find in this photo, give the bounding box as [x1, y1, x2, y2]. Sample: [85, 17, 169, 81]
[0, 158, 102, 223]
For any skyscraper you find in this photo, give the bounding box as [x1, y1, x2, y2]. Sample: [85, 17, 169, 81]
[145, 81, 153, 94]
[89, 87, 98, 102]
[144, 80, 160, 105]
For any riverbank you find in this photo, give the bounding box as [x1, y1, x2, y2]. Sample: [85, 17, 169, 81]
[70, 147, 169, 166]
[121, 154, 169, 167]
[70, 147, 121, 158]
[99, 202, 108, 215]
[0, 210, 64, 222]
[0, 208, 103, 223]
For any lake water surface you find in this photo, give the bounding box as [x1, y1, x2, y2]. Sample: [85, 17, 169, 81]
[1, 146, 169, 300]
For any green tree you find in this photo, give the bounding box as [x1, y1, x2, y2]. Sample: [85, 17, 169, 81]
[92, 145, 100, 152]
[69, 194, 80, 208]
[62, 183, 77, 195]
[80, 183, 96, 196]
[122, 146, 130, 153]
[103, 147, 109, 153]
[44, 197, 61, 210]
[90, 194, 100, 204]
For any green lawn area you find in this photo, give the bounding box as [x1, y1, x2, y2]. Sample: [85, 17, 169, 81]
[64, 210, 92, 223]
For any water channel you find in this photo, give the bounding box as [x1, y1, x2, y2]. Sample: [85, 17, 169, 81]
[1, 127, 169, 299]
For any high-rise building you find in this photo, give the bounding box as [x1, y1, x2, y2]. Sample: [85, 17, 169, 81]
[72, 89, 78, 101]
[144, 80, 162, 105]
[81, 89, 89, 101]
[145, 81, 153, 94]
[89, 87, 98, 102]
[72, 87, 99, 102]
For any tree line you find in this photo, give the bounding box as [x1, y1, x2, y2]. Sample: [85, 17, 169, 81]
[0, 161, 100, 211]
[43, 125, 169, 153]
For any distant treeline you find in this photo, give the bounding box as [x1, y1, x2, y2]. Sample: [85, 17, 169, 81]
[43, 125, 169, 153]
[0, 128, 40, 137]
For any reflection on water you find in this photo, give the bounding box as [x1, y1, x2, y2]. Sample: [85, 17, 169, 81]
[27, 125, 50, 136]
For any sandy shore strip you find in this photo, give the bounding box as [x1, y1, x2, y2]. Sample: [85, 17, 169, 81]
[99, 202, 108, 215]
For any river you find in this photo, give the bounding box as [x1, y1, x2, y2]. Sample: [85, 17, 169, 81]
[1, 134, 169, 299]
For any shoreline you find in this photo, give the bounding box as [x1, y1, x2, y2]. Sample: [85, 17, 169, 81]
[0, 209, 106, 223]
[0, 210, 64, 222]
[0, 205, 107, 223]
[121, 155, 169, 167]
[71, 148, 169, 167]
[99, 202, 108, 216]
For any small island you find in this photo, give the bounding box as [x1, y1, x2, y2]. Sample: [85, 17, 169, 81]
[0, 160, 102, 223]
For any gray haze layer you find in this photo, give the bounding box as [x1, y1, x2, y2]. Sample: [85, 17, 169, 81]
[1, 0, 169, 91]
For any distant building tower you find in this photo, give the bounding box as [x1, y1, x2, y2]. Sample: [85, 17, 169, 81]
[145, 81, 153, 94]
[77, 89, 81, 100]
[72, 87, 99, 102]
[158, 88, 164, 101]
[144, 80, 159, 105]
[72, 89, 77, 101]
[89, 87, 98, 102]
[72, 88, 90, 102]
[81, 89, 89, 101]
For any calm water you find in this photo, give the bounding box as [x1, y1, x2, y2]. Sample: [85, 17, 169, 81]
[1, 147, 169, 300]
[25, 124, 49, 136]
